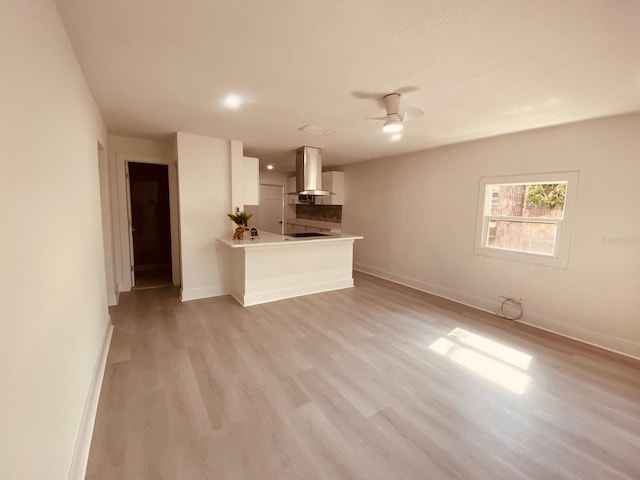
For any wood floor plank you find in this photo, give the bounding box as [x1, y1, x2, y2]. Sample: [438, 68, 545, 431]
[86, 272, 640, 479]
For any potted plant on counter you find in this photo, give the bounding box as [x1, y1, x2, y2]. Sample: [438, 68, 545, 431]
[227, 211, 252, 240]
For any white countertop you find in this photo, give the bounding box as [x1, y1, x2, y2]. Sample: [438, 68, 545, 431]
[217, 231, 363, 248]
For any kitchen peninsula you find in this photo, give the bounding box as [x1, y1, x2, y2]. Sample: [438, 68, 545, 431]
[218, 231, 363, 306]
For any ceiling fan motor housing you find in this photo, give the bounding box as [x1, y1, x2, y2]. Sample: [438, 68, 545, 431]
[383, 93, 402, 116]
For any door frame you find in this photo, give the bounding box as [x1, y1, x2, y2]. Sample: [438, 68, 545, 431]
[259, 183, 285, 234]
[115, 153, 180, 292]
[124, 162, 135, 287]
[97, 141, 118, 306]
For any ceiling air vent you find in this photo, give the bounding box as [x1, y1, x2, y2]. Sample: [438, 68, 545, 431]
[298, 125, 336, 136]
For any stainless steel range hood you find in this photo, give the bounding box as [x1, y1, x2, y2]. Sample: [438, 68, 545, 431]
[289, 146, 333, 196]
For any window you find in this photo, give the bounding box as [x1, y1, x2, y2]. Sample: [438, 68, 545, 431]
[474, 172, 579, 267]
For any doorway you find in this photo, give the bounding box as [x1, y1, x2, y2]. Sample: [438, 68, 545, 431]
[127, 162, 173, 288]
[258, 184, 284, 234]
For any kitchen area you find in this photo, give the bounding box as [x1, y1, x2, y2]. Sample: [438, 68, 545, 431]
[245, 146, 346, 237]
[218, 146, 362, 306]
[285, 203, 343, 236]
[284, 150, 344, 236]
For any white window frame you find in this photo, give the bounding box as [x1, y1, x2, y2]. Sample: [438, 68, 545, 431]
[474, 171, 579, 268]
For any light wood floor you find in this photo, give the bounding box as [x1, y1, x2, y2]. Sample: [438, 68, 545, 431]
[86, 273, 640, 479]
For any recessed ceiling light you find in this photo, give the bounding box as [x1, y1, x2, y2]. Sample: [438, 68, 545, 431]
[390, 133, 402, 141]
[266, 164, 274, 170]
[222, 94, 243, 109]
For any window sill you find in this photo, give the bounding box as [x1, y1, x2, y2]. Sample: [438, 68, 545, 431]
[473, 246, 569, 268]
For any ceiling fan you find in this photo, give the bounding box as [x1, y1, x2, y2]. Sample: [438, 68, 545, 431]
[368, 93, 424, 133]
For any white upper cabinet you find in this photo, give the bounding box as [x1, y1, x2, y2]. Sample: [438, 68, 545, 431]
[318, 171, 344, 205]
[286, 176, 299, 204]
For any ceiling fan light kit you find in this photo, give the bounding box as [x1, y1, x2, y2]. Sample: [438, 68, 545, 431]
[382, 118, 403, 133]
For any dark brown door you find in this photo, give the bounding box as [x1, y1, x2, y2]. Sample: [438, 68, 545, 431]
[128, 162, 172, 287]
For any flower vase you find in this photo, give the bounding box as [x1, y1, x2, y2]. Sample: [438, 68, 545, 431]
[232, 224, 245, 240]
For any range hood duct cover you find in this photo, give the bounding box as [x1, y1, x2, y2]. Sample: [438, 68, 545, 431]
[292, 146, 333, 196]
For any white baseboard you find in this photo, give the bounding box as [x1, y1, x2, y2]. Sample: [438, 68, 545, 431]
[354, 263, 640, 361]
[354, 264, 496, 314]
[68, 318, 113, 480]
[517, 313, 640, 360]
[180, 284, 229, 302]
[237, 278, 354, 306]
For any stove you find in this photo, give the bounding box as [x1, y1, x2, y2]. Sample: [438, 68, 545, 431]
[285, 232, 331, 238]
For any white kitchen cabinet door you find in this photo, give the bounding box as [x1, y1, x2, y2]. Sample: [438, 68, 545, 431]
[318, 171, 344, 205]
[286, 177, 299, 204]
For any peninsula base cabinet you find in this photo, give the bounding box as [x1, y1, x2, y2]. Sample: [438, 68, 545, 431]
[218, 231, 362, 306]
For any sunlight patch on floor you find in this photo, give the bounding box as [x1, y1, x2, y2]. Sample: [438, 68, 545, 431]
[429, 328, 532, 395]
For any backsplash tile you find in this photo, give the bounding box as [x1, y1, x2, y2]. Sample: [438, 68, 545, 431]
[296, 204, 342, 223]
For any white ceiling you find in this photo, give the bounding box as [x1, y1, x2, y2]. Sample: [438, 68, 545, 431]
[55, 0, 640, 171]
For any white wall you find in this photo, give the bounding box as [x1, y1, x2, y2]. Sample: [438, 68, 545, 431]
[177, 133, 233, 301]
[229, 140, 245, 212]
[0, 1, 111, 479]
[108, 135, 178, 292]
[344, 114, 640, 359]
[97, 143, 117, 305]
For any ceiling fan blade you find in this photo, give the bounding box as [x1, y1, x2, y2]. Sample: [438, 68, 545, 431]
[395, 86, 419, 95]
[365, 115, 389, 121]
[351, 91, 388, 109]
[401, 107, 424, 121]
